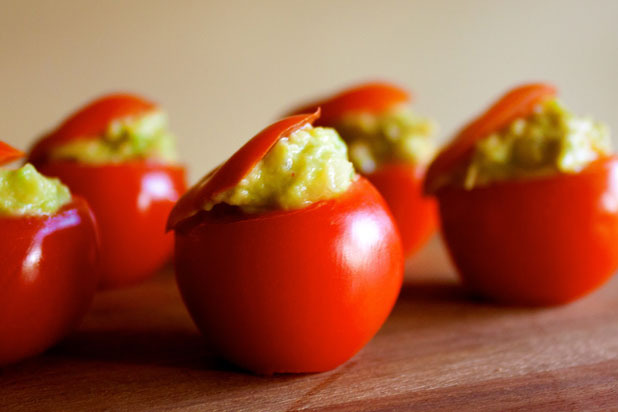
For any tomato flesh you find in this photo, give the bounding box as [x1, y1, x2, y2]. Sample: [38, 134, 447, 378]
[35, 161, 186, 289]
[0, 197, 99, 365]
[174, 177, 403, 374]
[437, 156, 618, 305]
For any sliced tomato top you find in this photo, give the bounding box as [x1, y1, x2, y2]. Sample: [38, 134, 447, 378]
[167, 110, 320, 230]
[29, 93, 158, 164]
[0, 141, 24, 166]
[288, 82, 411, 126]
[424, 83, 557, 194]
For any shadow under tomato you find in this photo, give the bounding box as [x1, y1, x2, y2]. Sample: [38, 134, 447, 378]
[398, 279, 470, 304]
[385, 270, 544, 335]
[46, 329, 220, 370]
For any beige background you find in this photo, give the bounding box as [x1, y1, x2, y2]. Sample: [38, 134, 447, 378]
[2, 0, 617, 182]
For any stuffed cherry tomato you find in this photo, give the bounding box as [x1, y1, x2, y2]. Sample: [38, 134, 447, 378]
[425, 83, 618, 306]
[28, 94, 187, 289]
[0, 144, 99, 365]
[168, 111, 403, 374]
[288, 82, 437, 257]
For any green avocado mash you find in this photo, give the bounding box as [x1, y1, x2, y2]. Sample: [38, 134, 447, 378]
[0, 163, 71, 216]
[335, 106, 437, 174]
[464, 99, 611, 189]
[49, 111, 178, 165]
[208, 125, 356, 213]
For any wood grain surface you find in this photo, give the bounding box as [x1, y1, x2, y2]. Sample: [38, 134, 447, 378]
[1, 239, 617, 412]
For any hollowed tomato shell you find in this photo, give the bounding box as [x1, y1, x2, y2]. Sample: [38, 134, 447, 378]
[174, 177, 404, 374]
[0, 197, 99, 365]
[437, 156, 618, 306]
[33, 161, 186, 289]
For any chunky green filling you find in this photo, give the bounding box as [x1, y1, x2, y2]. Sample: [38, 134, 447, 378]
[0, 164, 71, 216]
[464, 99, 611, 189]
[49, 111, 178, 165]
[335, 106, 437, 174]
[208, 126, 356, 213]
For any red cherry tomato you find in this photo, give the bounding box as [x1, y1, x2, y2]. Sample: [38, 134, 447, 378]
[287, 82, 436, 257]
[366, 163, 437, 256]
[0, 197, 99, 365]
[428, 83, 618, 305]
[36, 161, 186, 289]
[169, 114, 403, 374]
[29, 94, 187, 289]
[438, 157, 618, 305]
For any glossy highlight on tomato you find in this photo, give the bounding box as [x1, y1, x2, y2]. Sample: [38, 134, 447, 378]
[428, 83, 618, 305]
[0, 197, 99, 365]
[169, 113, 404, 374]
[287, 82, 436, 257]
[29, 93, 187, 289]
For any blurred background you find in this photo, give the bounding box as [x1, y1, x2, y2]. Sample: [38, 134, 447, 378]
[2, 0, 617, 182]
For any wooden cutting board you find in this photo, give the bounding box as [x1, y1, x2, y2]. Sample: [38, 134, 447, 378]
[1, 239, 617, 411]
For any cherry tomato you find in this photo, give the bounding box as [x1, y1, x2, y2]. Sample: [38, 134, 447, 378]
[29, 94, 187, 289]
[0, 197, 99, 365]
[287, 82, 436, 257]
[169, 113, 403, 374]
[366, 163, 436, 256]
[427, 83, 618, 305]
[35, 161, 186, 289]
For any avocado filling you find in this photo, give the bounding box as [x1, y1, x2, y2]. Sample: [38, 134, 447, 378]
[335, 106, 437, 174]
[49, 111, 178, 165]
[464, 99, 611, 189]
[208, 125, 356, 213]
[0, 163, 71, 216]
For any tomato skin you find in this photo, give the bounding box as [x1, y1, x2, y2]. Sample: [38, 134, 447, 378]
[167, 112, 319, 230]
[0, 142, 24, 166]
[288, 82, 410, 126]
[366, 163, 437, 257]
[29, 94, 157, 165]
[425, 83, 557, 194]
[34, 161, 187, 289]
[437, 156, 618, 306]
[174, 177, 403, 374]
[0, 197, 99, 365]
